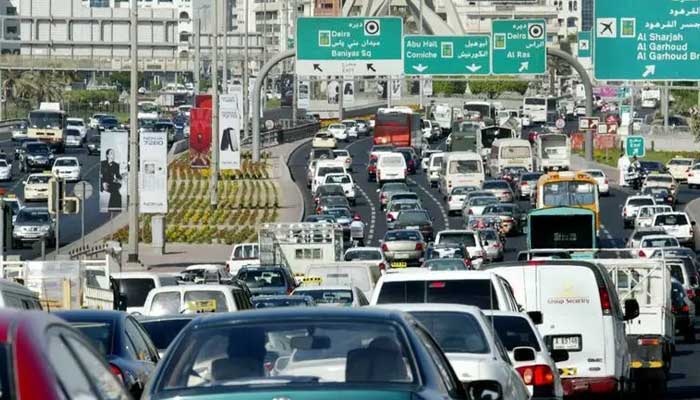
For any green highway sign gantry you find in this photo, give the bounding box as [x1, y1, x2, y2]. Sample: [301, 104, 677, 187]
[491, 19, 547, 75]
[296, 17, 403, 77]
[403, 35, 491, 75]
[577, 31, 591, 58]
[594, 0, 700, 80]
[626, 135, 646, 158]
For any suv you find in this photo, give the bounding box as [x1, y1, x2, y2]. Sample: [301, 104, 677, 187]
[12, 207, 54, 248]
[17, 141, 54, 172]
[652, 212, 695, 247]
[622, 195, 656, 229]
[235, 265, 296, 296]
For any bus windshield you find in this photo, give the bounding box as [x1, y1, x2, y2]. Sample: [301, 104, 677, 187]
[464, 103, 491, 120]
[500, 146, 531, 159]
[28, 111, 64, 129]
[542, 181, 596, 207]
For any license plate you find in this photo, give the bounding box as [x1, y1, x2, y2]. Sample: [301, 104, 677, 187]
[551, 335, 582, 351]
[407, 226, 420, 230]
[559, 367, 578, 377]
[391, 261, 407, 268]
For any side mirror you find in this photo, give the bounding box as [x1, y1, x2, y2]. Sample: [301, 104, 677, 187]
[512, 347, 537, 362]
[550, 349, 570, 363]
[624, 299, 640, 321]
[692, 221, 697, 226]
[527, 311, 543, 325]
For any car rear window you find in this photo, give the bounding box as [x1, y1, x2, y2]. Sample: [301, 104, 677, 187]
[183, 291, 229, 313]
[385, 231, 422, 241]
[237, 269, 287, 288]
[379, 156, 405, 167]
[669, 159, 692, 166]
[642, 238, 678, 248]
[345, 250, 382, 261]
[376, 279, 499, 309]
[655, 214, 688, 226]
[488, 315, 541, 351]
[140, 319, 193, 350]
[71, 322, 114, 355]
[410, 311, 489, 354]
[629, 198, 655, 206]
[585, 170, 604, 177]
[483, 181, 510, 189]
[118, 278, 156, 308]
[438, 232, 477, 247]
[670, 264, 685, 284]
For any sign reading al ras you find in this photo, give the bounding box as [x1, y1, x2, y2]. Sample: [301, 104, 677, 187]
[491, 19, 547, 75]
[403, 35, 490, 75]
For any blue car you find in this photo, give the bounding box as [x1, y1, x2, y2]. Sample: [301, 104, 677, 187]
[142, 308, 474, 400]
[235, 265, 297, 296]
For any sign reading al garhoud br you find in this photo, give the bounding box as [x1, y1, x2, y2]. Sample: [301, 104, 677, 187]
[219, 93, 242, 170]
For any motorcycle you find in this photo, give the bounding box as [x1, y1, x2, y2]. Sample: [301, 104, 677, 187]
[625, 164, 642, 190]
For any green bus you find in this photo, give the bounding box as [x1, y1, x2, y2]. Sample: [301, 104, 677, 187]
[527, 207, 597, 250]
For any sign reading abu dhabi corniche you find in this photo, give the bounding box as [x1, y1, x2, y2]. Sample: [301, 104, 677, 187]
[594, 0, 700, 80]
[296, 17, 403, 77]
[403, 35, 490, 75]
[491, 19, 546, 75]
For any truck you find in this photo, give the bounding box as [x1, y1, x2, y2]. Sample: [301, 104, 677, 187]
[27, 102, 66, 152]
[448, 121, 481, 152]
[374, 107, 423, 156]
[534, 133, 571, 172]
[597, 257, 674, 394]
[432, 103, 454, 134]
[258, 222, 345, 277]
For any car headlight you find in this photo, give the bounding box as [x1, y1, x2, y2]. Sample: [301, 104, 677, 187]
[39, 226, 50, 232]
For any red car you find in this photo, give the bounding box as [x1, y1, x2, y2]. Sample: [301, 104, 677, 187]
[0, 309, 130, 400]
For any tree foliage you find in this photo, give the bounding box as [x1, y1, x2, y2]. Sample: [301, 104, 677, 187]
[690, 107, 700, 142]
[432, 79, 467, 96]
[3, 71, 68, 106]
[64, 89, 119, 105]
[469, 79, 528, 99]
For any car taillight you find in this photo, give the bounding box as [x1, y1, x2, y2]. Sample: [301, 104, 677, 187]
[408, 160, 414, 166]
[448, 196, 453, 202]
[638, 249, 646, 257]
[381, 243, 389, 252]
[604, 179, 609, 184]
[599, 287, 612, 315]
[516, 365, 555, 387]
[682, 304, 690, 312]
[415, 243, 424, 251]
[468, 209, 473, 215]
[316, 207, 322, 214]
[687, 289, 696, 300]
[378, 262, 386, 271]
[287, 286, 294, 295]
[109, 363, 124, 383]
[520, 181, 527, 186]
[404, 168, 408, 175]
[623, 208, 627, 216]
[638, 337, 660, 346]
[387, 214, 395, 222]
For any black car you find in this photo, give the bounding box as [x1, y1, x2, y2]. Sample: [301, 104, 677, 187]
[638, 161, 666, 178]
[641, 186, 674, 206]
[55, 310, 159, 399]
[235, 265, 297, 296]
[138, 315, 195, 357]
[17, 141, 54, 172]
[99, 116, 120, 131]
[672, 279, 695, 342]
[86, 135, 101, 155]
[390, 209, 434, 241]
[397, 147, 419, 175]
[154, 121, 177, 143]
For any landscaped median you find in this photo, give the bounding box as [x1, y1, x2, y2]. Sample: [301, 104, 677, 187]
[109, 151, 280, 245]
[575, 148, 700, 168]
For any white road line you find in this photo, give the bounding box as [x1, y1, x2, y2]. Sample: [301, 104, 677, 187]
[355, 184, 376, 245]
[408, 177, 450, 230]
[600, 224, 614, 240]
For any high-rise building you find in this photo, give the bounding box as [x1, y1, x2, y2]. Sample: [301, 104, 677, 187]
[314, 0, 340, 16]
[581, 0, 593, 31]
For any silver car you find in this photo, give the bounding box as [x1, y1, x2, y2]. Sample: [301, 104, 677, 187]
[480, 228, 504, 262]
[381, 229, 426, 268]
[12, 207, 54, 248]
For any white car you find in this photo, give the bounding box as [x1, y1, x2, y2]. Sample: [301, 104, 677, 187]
[421, 149, 440, 171]
[382, 304, 531, 400]
[23, 173, 52, 201]
[311, 160, 346, 193]
[688, 163, 700, 189]
[626, 226, 667, 249]
[447, 186, 478, 215]
[343, 246, 388, 272]
[311, 131, 336, 149]
[622, 195, 656, 229]
[464, 196, 499, 217]
[651, 212, 695, 247]
[66, 117, 87, 140]
[64, 128, 83, 148]
[427, 151, 445, 188]
[341, 120, 358, 138]
[0, 159, 11, 181]
[51, 157, 81, 182]
[292, 285, 369, 307]
[376, 153, 407, 185]
[434, 230, 488, 269]
[666, 157, 695, 182]
[634, 205, 673, 229]
[323, 173, 356, 205]
[327, 123, 348, 141]
[642, 173, 678, 198]
[581, 169, 609, 195]
[332, 149, 353, 172]
[480, 228, 504, 262]
[484, 310, 566, 399]
[636, 234, 681, 258]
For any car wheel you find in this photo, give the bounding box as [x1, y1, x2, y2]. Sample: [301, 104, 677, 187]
[11, 240, 20, 249]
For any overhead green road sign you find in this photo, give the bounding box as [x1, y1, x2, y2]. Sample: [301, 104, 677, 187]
[491, 19, 547, 75]
[403, 35, 491, 75]
[577, 31, 591, 58]
[594, 0, 700, 80]
[296, 17, 403, 77]
[626, 135, 646, 158]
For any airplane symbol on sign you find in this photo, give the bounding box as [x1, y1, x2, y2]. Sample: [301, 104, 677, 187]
[580, 40, 589, 50]
[601, 22, 613, 35]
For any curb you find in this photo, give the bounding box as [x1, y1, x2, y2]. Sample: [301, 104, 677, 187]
[682, 197, 700, 251]
[285, 138, 313, 223]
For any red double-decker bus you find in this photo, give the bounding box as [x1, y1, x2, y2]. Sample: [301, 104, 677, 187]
[373, 107, 423, 156]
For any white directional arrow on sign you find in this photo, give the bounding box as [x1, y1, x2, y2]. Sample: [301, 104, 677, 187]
[465, 64, 482, 73]
[412, 64, 428, 73]
[518, 62, 529, 73]
[642, 65, 656, 78]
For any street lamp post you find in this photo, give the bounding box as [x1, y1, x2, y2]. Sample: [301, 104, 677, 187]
[127, 0, 139, 263]
[210, 0, 220, 207]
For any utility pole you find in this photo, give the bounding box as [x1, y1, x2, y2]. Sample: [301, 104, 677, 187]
[127, 0, 139, 263]
[194, 19, 201, 93]
[291, 0, 297, 125]
[211, 0, 220, 207]
[339, 79, 344, 121]
[243, 0, 250, 149]
[222, 0, 228, 93]
[418, 0, 423, 111]
[663, 82, 669, 134]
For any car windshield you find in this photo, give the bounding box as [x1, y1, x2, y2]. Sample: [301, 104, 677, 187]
[384, 230, 422, 241]
[71, 322, 113, 355]
[158, 320, 416, 390]
[326, 208, 351, 219]
[16, 209, 50, 223]
[483, 181, 510, 189]
[0, 160, 7, 168]
[397, 211, 429, 224]
[319, 185, 344, 195]
[66, 129, 81, 137]
[237, 269, 286, 288]
[391, 202, 420, 212]
[54, 159, 78, 167]
[481, 230, 498, 241]
[330, 124, 345, 130]
[391, 194, 418, 202]
[28, 111, 64, 129]
[379, 156, 404, 167]
[410, 311, 489, 354]
[117, 278, 156, 307]
[669, 159, 692, 166]
[311, 149, 334, 159]
[640, 161, 664, 171]
[655, 214, 688, 226]
[67, 120, 84, 126]
[377, 280, 498, 309]
[89, 135, 100, 143]
[325, 175, 351, 184]
[423, 259, 467, 271]
[345, 250, 381, 261]
[141, 319, 193, 350]
[484, 205, 514, 215]
[487, 315, 541, 351]
[382, 183, 409, 193]
[26, 143, 50, 154]
[448, 160, 480, 174]
[451, 186, 477, 195]
[501, 146, 530, 159]
[318, 167, 344, 176]
[471, 197, 498, 206]
[295, 289, 353, 305]
[522, 173, 542, 181]
[438, 232, 476, 247]
[321, 197, 347, 207]
[644, 187, 670, 195]
[102, 118, 118, 125]
[27, 175, 50, 184]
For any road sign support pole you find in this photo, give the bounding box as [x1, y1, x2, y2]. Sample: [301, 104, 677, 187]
[418, 0, 423, 111]
[663, 82, 669, 134]
[194, 19, 201, 93]
[223, 0, 228, 93]
[210, 0, 220, 208]
[127, 0, 139, 263]
[387, 77, 392, 108]
[546, 47, 594, 161]
[253, 50, 295, 161]
[242, 0, 249, 146]
[55, 181, 60, 258]
[81, 189, 85, 248]
[0, 198, 4, 259]
[339, 79, 344, 121]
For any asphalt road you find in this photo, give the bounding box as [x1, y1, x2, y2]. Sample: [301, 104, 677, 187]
[289, 132, 700, 399]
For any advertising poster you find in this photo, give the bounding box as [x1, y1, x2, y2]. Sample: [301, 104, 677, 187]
[327, 80, 340, 104]
[139, 131, 168, 214]
[99, 130, 128, 213]
[390, 78, 402, 100]
[298, 80, 310, 109]
[189, 108, 212, 168]
[423, 77, 433, 96]
[343, 80, 355, 106]
[219, 93, 242, 170]
[377, 80, 387, 100]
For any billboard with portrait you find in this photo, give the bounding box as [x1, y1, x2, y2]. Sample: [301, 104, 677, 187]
[99, 130, 128, 213]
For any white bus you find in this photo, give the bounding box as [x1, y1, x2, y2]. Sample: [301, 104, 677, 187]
[438, 152, 485, 198]
[488, 138, 533, 176]
[432, 103, 454, 134]
[522, 96, 558, 124]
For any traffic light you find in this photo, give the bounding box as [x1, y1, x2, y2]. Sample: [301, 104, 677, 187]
[61, 197, 80, 215]
[48, 178, 65, 214]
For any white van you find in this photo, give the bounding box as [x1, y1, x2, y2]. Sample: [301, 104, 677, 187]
[0, 279, 42, 309]
[143, 284, 253, 316]
[488, 138, 533, 176]
[438, 152, 485, 198]
[427, 151, 445, 188]
[376, 152, 407, 185]
[304, 262, 382, 300]
[111, 272, 179, 315]
[312, 159, 347, 192]
[226, 242, 260, 273]
[486, 260, 640, 398]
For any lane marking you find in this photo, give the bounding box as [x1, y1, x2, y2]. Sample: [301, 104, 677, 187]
[408, 176, 450, 231]
[355, 184, 376, 245]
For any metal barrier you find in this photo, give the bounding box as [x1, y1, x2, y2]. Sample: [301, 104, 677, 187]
[0, 119, 25, 133]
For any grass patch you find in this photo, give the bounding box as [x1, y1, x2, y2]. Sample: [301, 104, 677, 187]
[265, 98, 281, 109]
[575, 148, 700, 167]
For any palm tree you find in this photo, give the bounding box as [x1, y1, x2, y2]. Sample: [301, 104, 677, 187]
[4, 71, 67, 106]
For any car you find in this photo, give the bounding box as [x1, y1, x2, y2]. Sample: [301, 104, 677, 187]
[292, 284, 369, 306]
[465, 190, 498, 204]
[0, 158, 11, 181]
[328, 123, 348, 141]
[344, 246, 388, 272]
[355, 119, 370, 136]
[626, 226, 667, 248]
[434, 230, 487, 269]
[634, 205, 674, 229]
[581, 169, 609, 196]
[483, 203, 526, 235]
[482, 179, 514, 203]
[637, 234, 681, 258]
[386, 198, 422, 222]
[322, 173, 356, 204]
[381, 229, 426, 268]
[427, 151, 445, 187]
[637, 160, 667, 178]
[312, 131, 337, 148]
[688, 163, 700, 189]
[51, 156, 81, 182]
[672, 278, 697, 343]
[142, 283, 252, 316]
[422, 149, 441, 171]
[377, 152, 407, 185]
[250, 294, 316, 308]
[66, 117, 88, 140]
[89, 113, 108, 128]
[642, 173, 678, 197]
[98, 116, 120, 131]
[0, 309, 130, 400]
[396, 147, 420, 175]
[137, 315, 196, 357]
[18, 141, 54, 172]
[314, 184, 346, 206]
[23, 173, 52, 202]
[480, 228, 505, 261]
[378, 182, 410, 207]
[425, 242, 470, 262]
[447, 186, 479, 215]
[666, 257, 700, 318]
[55, 310, 159, 399]
[316, 195, 350, 214]
[178, 264, 233, 284]
[341, 119, 358, 138]
[641, 186, 675, 207]
[86, 134, 101, 155]
[111, 271, 179, 314]
[312, 159, 347, 192]
[651, 212, 696, 247]
[421, 258, 470, 271]
[225, 242, 260, 274]
[389, 209, 434, 242]
[382, 304, 532, 400]
[12, 207, 53, 248]
[153, 121, 178, 143]
[235, 265, 297, 296]
[515, 172, 542, 200]
[666, 157, 695, 182]
[326, 207, 365, 244]
[464, 196, 499, 217]
[622, 195, 656, 229]
[332, 149, 353, 171]
[11, 120, 27, 141]
[141, 308, 474, 400]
